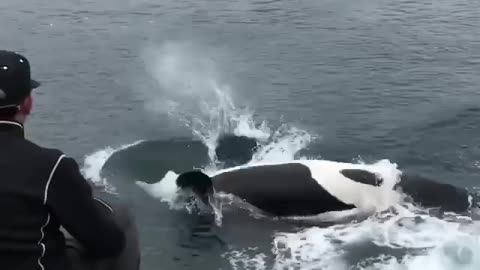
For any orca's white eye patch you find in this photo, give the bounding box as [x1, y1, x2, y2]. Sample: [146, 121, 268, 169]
[0, 89, 6, 99]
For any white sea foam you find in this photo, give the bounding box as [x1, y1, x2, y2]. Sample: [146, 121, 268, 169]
[272, 210, 480, 270]
[222, 248, 268, 270]
[81, 140, 143, 193]
[135, 170, 180, 206]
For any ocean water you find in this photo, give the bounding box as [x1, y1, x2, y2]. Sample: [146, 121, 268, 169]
[2, 0, 480, 269]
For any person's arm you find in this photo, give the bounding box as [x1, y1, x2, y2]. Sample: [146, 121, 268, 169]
[46, 156, 126, 258]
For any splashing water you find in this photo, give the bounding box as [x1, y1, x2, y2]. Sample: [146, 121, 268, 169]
[209, 193, 224, 227]
[251, 125, 314, 163]
[272, 207, 480, 270]
[139, 41, 290, 162]
[222, 248, 268, 270]
[136, 170, 224, 226]
[81, 140, 144, 193]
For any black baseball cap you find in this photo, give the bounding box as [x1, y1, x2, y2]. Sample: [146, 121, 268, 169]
[0, 50, 40, 109]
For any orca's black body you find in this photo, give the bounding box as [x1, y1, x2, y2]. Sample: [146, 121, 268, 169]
[177, 162, 476, 217]
[214, 163, 355, 216]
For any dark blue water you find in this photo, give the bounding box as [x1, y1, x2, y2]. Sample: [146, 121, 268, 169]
[2, 0, 480, 269]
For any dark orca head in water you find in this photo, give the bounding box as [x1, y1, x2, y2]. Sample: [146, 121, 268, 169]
[176, 170, 214, 206]
[215, 134, 258, 167]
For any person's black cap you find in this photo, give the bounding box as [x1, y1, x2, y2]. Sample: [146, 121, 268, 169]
[0, 50, 40, 109]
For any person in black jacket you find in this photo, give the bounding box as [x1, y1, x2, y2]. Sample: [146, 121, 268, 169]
[0, 50, 140, 270]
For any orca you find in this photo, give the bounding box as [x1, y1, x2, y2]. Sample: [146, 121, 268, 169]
[101, 134, 258, 184]
[394, 173, 474, 213]
[176, 160, 477, 218]
[214, 134, 259, 167]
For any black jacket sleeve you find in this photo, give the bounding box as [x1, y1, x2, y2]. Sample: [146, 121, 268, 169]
[45, 156, 126, 258]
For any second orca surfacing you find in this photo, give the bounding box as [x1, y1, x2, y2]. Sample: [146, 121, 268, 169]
[175, 160, 476, 218]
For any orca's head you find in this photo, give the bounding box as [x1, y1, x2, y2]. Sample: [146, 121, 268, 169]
[177, 170, 214, 206]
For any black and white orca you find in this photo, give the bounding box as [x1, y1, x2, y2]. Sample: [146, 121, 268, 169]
[176, 160, 476, 218]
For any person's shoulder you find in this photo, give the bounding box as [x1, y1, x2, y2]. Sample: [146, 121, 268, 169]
[21, 138, 66, 163]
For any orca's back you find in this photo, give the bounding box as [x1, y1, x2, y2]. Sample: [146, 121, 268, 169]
[212, 163, 355, 216]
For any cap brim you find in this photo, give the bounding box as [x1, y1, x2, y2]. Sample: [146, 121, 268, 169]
[31, 79, 40, 89]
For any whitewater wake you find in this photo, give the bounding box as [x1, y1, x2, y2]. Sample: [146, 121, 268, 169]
[81, 41, 480, 270]
[80, 140, 144, 194]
